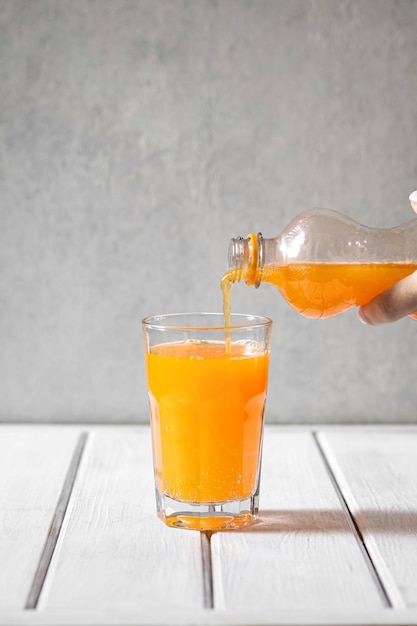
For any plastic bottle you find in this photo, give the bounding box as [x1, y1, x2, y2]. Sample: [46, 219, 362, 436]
[225, 209, 417, 319]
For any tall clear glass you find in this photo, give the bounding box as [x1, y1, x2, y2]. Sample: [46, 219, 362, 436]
[142, 312, 272, 531]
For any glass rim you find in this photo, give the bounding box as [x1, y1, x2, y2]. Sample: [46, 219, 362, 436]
[142, 312, 272, 332]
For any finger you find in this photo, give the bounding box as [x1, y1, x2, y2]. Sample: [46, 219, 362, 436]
[358, 270, 417, 325]
[410, 190, 417, 213]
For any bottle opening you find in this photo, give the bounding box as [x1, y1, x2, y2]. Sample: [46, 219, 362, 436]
[227, 234, 263, 287]
[227, 237, 246, 279]
[255, 233, 264, 288]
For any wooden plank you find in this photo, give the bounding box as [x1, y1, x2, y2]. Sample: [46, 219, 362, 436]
[4, 607, 417, 626]
[317, 428, 417, 609]
[39, 427, 205, 612]
[211, 429, 385, 611]
[0, 426, 83, 610]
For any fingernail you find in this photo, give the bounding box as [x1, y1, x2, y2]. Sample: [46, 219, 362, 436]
[409, 190, 417, 211]
[358, 308, 369, 324]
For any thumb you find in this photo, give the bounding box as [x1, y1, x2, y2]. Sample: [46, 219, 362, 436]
[358, 271, 417, 325]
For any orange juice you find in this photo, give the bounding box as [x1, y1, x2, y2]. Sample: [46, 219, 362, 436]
[146, 341, 269, 505]
[223, 263, 417, 319]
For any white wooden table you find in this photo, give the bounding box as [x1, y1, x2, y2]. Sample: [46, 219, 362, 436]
[2, 424, 417, 626]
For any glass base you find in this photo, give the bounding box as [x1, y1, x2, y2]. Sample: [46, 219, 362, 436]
[156, 490, 260, 531]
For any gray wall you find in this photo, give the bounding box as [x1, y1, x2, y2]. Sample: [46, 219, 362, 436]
[1, 0, 416, 424]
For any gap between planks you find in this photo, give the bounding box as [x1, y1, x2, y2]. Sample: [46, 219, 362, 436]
[25, 431, 89, 610]
[312, 431, 392, 609]
[200, 532, 214, 609]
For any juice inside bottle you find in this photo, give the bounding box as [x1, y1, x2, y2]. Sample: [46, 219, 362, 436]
[222, 259, 417, 319]
[260, 262, 417, 319]
[146, 341, 269, 506]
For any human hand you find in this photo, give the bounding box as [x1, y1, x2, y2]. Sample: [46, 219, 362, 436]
[358, 191, 417, 325]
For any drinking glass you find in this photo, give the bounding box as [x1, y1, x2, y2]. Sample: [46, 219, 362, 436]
[142, 312, 272, 531]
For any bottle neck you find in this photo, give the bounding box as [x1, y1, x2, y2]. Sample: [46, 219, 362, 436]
[227, 233, 264, 287]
